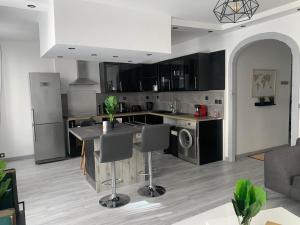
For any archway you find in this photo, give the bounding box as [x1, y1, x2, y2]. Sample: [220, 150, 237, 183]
[228, 32, 300, 162]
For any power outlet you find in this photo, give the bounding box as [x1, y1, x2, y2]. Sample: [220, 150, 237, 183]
[0, 153, 5, 158]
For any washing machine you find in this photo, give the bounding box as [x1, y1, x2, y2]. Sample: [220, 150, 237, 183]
[177, 120, 198, 165]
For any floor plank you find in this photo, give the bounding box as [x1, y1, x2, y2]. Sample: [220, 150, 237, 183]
[7, 152, 300, 225]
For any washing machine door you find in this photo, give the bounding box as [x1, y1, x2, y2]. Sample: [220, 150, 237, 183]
[178, 129, 193, 149]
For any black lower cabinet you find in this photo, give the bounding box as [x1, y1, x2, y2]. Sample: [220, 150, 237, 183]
[145, 115, 163, 125]
[198, 120, 223, 165]
[165, 126, 178, 156]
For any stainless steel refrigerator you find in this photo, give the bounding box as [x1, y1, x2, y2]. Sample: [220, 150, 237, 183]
[29, 72, 66, 164]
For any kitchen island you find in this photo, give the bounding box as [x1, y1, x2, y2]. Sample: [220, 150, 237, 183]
[69, 123, 146, 193]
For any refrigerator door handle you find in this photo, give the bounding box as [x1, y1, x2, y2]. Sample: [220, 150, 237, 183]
[32, 109, 36, 142]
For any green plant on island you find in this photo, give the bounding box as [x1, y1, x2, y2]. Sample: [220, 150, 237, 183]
[104, 96, 119, 123]
[0, 160, 11, 201]
[232, 179, 267, 225]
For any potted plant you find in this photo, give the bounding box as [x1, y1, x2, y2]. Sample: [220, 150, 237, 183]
[0, 160, 12, 210]
[232, 179, 266, 225]
[104, 96, 119, 128]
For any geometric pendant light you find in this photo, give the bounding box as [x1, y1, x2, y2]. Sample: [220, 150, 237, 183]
[213, 0, 259, 23]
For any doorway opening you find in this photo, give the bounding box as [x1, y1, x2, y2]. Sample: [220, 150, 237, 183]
[228, 32, 300, 162]
[235, 40, 292, 157]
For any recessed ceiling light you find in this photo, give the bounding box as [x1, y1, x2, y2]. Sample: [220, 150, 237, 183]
[146, 53, 152, 56]
[113, 56, 119, 58]
[27, 4, 36, 8]
[91, 53, 98, 57]
[240, 25, 246, 28]
[57, 56, 63, 58]
[68, 47, 76, 50]
[208, 30, 213, 33]
[172, 26, 179, 30]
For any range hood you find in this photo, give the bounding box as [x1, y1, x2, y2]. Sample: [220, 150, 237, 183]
[69, 61, 98, 85]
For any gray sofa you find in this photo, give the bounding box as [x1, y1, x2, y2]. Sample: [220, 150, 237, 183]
[264, 148, 300, 201]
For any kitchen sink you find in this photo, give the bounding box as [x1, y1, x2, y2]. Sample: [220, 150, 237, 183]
[152, 110, 188, 116]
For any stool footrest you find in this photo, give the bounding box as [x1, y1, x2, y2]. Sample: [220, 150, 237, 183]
[101, 178, 123, 186]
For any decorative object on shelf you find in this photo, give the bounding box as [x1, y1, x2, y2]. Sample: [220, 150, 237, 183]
[213, 0, 259, 23]
[0, 160, 11, 208]
[232, 179, 266, 225]
[104, 96, 118, 128]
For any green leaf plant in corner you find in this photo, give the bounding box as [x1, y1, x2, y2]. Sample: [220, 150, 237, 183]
[104, 96, 119, 124]
[232, 179, 266, 225]
[0, 160, 11, 201]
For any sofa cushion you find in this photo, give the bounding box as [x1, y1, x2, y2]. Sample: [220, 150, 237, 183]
[292, 175, 300, 189]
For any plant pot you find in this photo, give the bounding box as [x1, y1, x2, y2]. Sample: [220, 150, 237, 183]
[237, 217, 251, 225]
[110, 121, 115, 129]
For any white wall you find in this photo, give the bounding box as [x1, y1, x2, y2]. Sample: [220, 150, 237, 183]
[0, 40, 55, 158]
[236, 40, 291, 155]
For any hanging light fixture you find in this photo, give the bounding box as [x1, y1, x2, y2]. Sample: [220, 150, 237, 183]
[213, 0, 259, 23]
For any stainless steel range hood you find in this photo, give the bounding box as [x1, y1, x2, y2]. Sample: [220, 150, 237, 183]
[69, 61, 98, 85]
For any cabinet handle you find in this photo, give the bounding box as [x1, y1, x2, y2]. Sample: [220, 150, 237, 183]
[120, 81, 123, 92]
[168, 80, 171, 91]
[194, 76, 197, 89]
[32, 109, 37, 142]
[139, 81, 143, 91]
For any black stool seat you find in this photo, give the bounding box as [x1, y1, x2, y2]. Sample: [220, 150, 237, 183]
[136, 124, 170, 197]
[97, 131, 133, 208]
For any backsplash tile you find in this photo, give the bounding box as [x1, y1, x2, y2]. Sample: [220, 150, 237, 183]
[96, 91, 224, 118]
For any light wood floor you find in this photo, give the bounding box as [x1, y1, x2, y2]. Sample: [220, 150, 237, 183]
[8, 153, 300, 225]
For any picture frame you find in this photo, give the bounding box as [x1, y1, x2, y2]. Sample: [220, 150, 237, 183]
[252, 69, 277, 98]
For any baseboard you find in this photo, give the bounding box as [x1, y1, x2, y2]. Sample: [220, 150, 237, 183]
[4, 154, 34, 162]
[236, 144, 289, 159]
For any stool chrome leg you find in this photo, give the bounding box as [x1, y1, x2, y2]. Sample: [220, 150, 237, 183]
[99, 162, 130, 208]
[138, 152, 166, 197]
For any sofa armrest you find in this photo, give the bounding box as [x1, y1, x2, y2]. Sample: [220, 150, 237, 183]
[264, 149, 300, 195]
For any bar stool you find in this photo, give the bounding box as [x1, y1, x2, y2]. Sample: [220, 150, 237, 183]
[137, 124, 170, 197]
[96, 131, 133, 208]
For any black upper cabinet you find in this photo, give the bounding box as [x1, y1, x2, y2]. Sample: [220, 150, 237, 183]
[139, 64, 158, 92]
[184, 54, 203, 91]
[100, 62, 120, 92]
[158, 60, 172, 91]
[100, 62, 141, 93]
[210, 50, 225, 90]
[197, 53, 211, 91]
[100, 50, 225, 93]
[119, 64, 141, 92]
[170, 58, 185, 91]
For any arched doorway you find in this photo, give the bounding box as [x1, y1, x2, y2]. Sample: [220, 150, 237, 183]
[228, 33, 300, 162]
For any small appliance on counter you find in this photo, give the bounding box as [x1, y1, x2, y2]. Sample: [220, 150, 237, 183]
[146, 102, 154, 111]
[194, 104, 208, 117]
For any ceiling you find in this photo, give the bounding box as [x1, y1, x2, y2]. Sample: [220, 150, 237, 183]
[0, 0, 299, 57]
[86, 0, 298, 24]
[0, 6, 40, 41]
